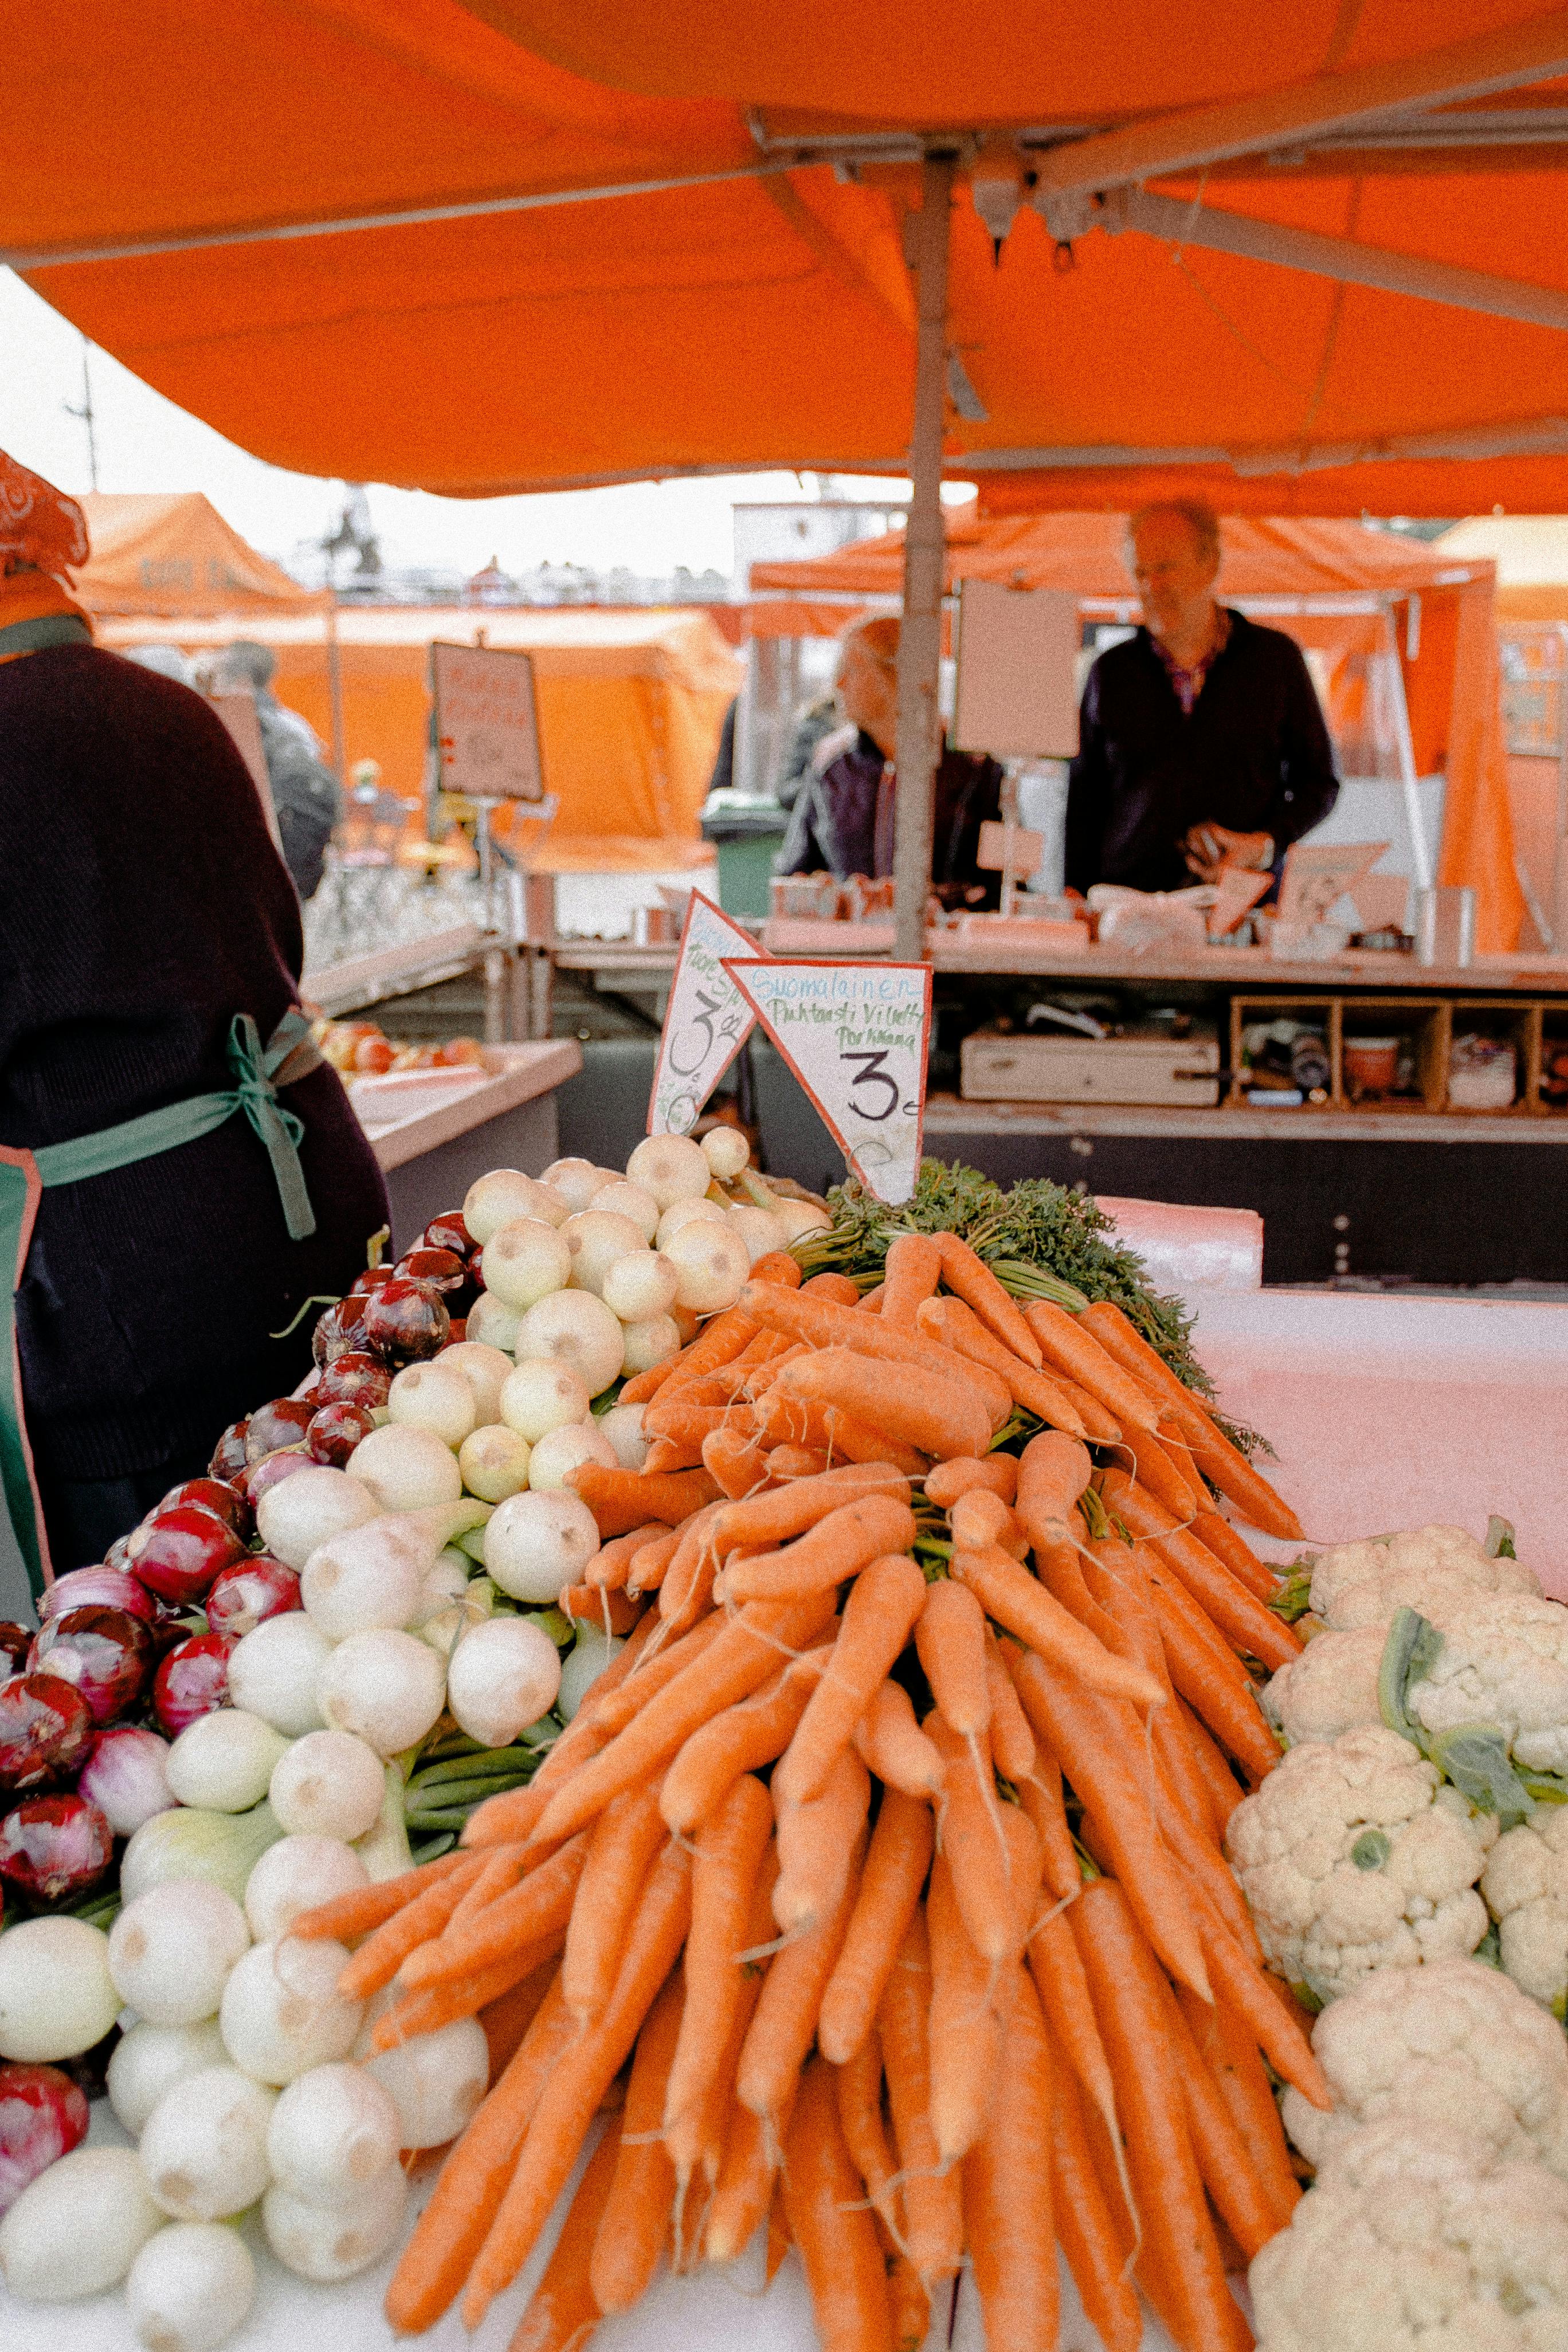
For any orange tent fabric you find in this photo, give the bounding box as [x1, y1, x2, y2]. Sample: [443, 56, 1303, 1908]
[751, 508, 1526, 950]
[96, 604, 739, 859]
[72, 492, 323, 617]
[10, 3, 1568, 511]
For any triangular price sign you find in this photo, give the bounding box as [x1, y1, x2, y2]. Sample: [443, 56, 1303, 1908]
[723, 959, 933, 1206]
[647, 892, 769, 1136]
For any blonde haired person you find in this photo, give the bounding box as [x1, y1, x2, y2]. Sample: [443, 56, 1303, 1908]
[1065, 501, 1338, 895]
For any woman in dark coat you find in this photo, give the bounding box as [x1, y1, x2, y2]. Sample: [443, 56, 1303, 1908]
[0, 453, 389, 1596]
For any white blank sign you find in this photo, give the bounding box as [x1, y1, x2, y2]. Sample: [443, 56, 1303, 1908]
[951, 580, 1080, 759]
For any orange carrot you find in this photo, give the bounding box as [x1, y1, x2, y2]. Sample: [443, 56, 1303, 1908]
[879, 1232, 944, 1331]
[509, 2117, 621, 2352]
[983, 1632, 1036, 1782]
[659, 1302, 766, 1392]
[818, 1787, 934, 2064]
[336, 1852, 494, 1997]
[963, 1965, 1059, 2352]
[922, 1716, 1016, 1968]
[833, 2034, 900, 2233]
[777, 1349, 992, 1463]
[289, 1847, 473, 1946]
[626, 1523, 682, 1594]
[801, 1270, 861, 1304]
[876, 1910, 962, 2286]
[1176, 1696, 1245, 1836]
[1150, 1760, 1263, 1962]
[949, 1541, 1166, 1711]
[590, 1974, 682, 2312]
[760, 1442, 831, 1477]
[400, 1832, 590, 1990]
[853, 1680, 946, 1801]
[1074, 1879, 1253, 2352]
[1026, 1900, 1119, 2135]
[560, 1582, 642, 1636]
[750, 1249, 805, 1291]
[588, 1613, 727, 1734]
[1014, 1428, 1095, 1545]
[371, 1937, 558, 2051]
[664, 1774, 773, 2182]
[1191, 1890, 1332, 2111]
[885, 2250, 928, 2352]
[915, 1291, 1089, 1436]
[737, 1279, 1012, 1424]
[686, 1845, 780, 2205]
[766, 2179, 791, 2284]
[736, 1823, 865, 2127]
[1101, 1468, 1303, 1670]
[773, 1744, 871, 1938]
[1046, 1369, 1124, 1444]
[1157, 1970, 1284, 2262]
[567, 1462, 721, 1538]
[927, 1850, 1005, 2162]
[1195, 1508, 1283, 1601]
[479, 1955, 558, 2084]
[712, 1461, 912, 1553]
[774, 1551, 928, 1806]
[562, 1785, 671, 2022]
[620, 1358, 679, 1405]
[1023, 1299, 1162, 1433]
[1017, 1751, 1080, 1904]
[714, 1492, 918, 1607]
[1178, 1984, 1302, 2229]
[923, 1452, 1017, 1507]
[1118, 1422, 1201, 1520]
[1139, 1545, 1258, 1696]
[705, 2090, 796, 2263]
[932, 1232, 1043, 1364]
[658, 1503, 727, 1632]
[458, 1625, 663, 1847]
[915, 1578, 991, 1738]
[461, 1843, 693, 2327]
[1045, 2016, 1144, 2352]
[1078, 1540, 1223, 1847]
[701, 1420, 773, 1501]
[660, 1647, 831, 1836]
[948, 1485, 1025, 1556]
[754, 1385, 931, 1476]
[783, 2056, 895, 2352]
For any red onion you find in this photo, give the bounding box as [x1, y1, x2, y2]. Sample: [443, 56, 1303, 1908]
[306, 1401, 375, 1468]
[77, 1724, 175, 1836]
[421, 1211, 472, 1257]
[314, 1351, 391, 1410]
[28, 1608, 152, 1727]
[0, 2064, 89, 2214]
[0, 1626, 31, 1675]
[205, 1555, 301, 1641]
[126, 1503, 245, 1605]
[362, 1277, 450, 1365]
[209, 1419, 250, 1481]
[152, 1632, 234, 1735]
[245, 1397, 316, 1462]
[159, 1476, 252, 1537]
[0, 1793, 114, 1903]
[40, 1565, 158, 1626]
[313, 1296, 371, 1368]
[0, 1675, 95, 1794]
[237, 1449, 311, 1508]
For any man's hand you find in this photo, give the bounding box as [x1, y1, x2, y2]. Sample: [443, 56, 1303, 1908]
[1181, 823, 1274, 883]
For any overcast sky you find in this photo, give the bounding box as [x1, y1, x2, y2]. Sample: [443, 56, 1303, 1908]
[0, 270, 917, 579]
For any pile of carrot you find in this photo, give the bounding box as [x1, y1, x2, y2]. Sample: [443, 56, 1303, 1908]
[291, 1230, 1318, 2352]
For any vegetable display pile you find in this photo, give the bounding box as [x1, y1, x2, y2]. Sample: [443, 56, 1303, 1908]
[1, 1135, 1565, 2352]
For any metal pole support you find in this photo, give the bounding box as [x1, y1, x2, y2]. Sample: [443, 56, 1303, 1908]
[892, 152, 955, 963]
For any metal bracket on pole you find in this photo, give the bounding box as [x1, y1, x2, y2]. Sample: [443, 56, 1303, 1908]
[892, 153, 957, 964]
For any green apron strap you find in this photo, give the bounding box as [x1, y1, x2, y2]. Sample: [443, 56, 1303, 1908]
[0, 615, 93, 658]
[0, 1152, 47, 1601]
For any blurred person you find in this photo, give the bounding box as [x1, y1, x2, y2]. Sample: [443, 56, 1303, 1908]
[773, 685, 839, 810]
[213, 638, 342, 900]
[1065, 501, 1338, 896]
[775, 616, 1003, 906]
[0, 453, 389, 1593]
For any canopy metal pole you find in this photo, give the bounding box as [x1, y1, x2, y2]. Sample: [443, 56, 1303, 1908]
[324, 587, 347, 781]
[893, 153, 955, 962]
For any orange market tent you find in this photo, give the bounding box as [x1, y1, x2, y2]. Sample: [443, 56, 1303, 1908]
[751, 509, 1524, 942]
[72, 491, 324, 618]
[97, 605, 740, 865]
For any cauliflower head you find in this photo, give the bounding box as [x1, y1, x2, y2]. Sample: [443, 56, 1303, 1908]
[1484, 1809, 1568, 2013]
[1225, 1725, 1496, 2004]
[1280, 1955, 1568, 2179]
[1309, 1524, 1540, 1635]
[1402, 1597, 1568, 1777]
[1252, 2118, 1568, 2352]
[1264, 1626, 1385, 1747]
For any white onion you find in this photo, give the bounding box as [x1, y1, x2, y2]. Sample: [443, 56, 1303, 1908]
[465, 1291, 523, 1352]
[228, 1613, 332, 1736]
[525, 1418, 617, 1492]
[262, 2164, 408, 2282]
[125, 2220, 257, 2352]
[500, 1357, 590, 1442]
[600, 1248, 679, 1322]
[0, 2146, 165, 2300]
[540, 1157, 611, 1213]
[463, 1167, 568, 1240]
[727, 1202, 787, 1265]
[317, 1629, 447, 1755]
[387, 1360, 478, 1448]
[219, 1938, 363, 2087]
[269, 1730, 386, 1841]
[656, 1196, 727, 1248]
[618, 1314, 681, 1375]
[256, 1467, 378, 1571]
[139, 2065, 276, 2220]
[359, 2014, 489, 2150]
[118, 1803, 284, 1910]
[701, 1126, 751, 1178]
[483, 1489, 601, 1604]
[79, 1724, 175, 1835]
[266, 2061, 402, 2204]
[482, 1216, 572, 1310]
[558, 1625, 624, 1722]
[771, 1197, 833, 1243]
[245, 1834, 369, 1943]
[458, 1422, 532, 1502]
[595, 1403, 649, 1470]
[109, 1881, 251, 2027]
[589, 1179, 660, 1242]
[300, 1519, 430, 1641]
[664, 1216, 750, 1312]
[107, 2016, 228, 2137]
[347, 1423, 463, 1512]
[439, 1339, 515, 1425]
[514, 1290, 625, 1397]
[626, 1132, 711, 1210]
[560, 1209, 648, 1297]
[446, 1617, 561, 1746]
[0, 1916, 120, 2063]
[164, 1709, 290, 1814]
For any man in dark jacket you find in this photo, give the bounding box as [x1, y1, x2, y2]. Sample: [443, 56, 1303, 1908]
[214, 640, 342, 901]
[1065, 503, 1339, 897]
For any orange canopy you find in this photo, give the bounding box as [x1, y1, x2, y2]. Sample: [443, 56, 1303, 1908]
[70, 491, 323, 618]
[10, 2, 1568, 512]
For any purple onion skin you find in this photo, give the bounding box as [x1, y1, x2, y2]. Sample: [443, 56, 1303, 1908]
[0, 1676, 95, 1795]
[363, 1277, 450, 1366]
[0, 2065, 90, 2213]
[40, 1566, 157, 1628]
[421, 1212, 472, 1259]
[152, 1633, 234, 1736]
[313, 1297, 371, 1369]
[159, 1477, 252, 1538]
[307, 1401, 376, 1468]
[209, 1420, 250, 1482]
[28, 1608, 152, 1728]
[0, 1626, 30, 1675]
[205, 1556, 301, 1641]
[0, 1794, 115, 1903]
[245, 1398, 316, 1464]
[314, 1352, 391, 1411]
[77, 1724, 175, 1836]
[124, 1503, 246, 1606]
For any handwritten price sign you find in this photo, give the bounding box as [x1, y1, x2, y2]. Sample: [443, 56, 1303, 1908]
[431, 642, 544, 803]
[723, 959, 932, 1206]
[647, 893, 767, 1136]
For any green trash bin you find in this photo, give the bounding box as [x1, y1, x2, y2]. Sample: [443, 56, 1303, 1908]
[700, 793, 787, 919]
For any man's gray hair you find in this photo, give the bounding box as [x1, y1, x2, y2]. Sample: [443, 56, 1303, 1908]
[1127, 500, 1222, 567]
[214, 639, 277, 692]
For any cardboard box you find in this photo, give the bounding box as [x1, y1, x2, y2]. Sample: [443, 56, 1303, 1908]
[961, 1025, 1221, 1106]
